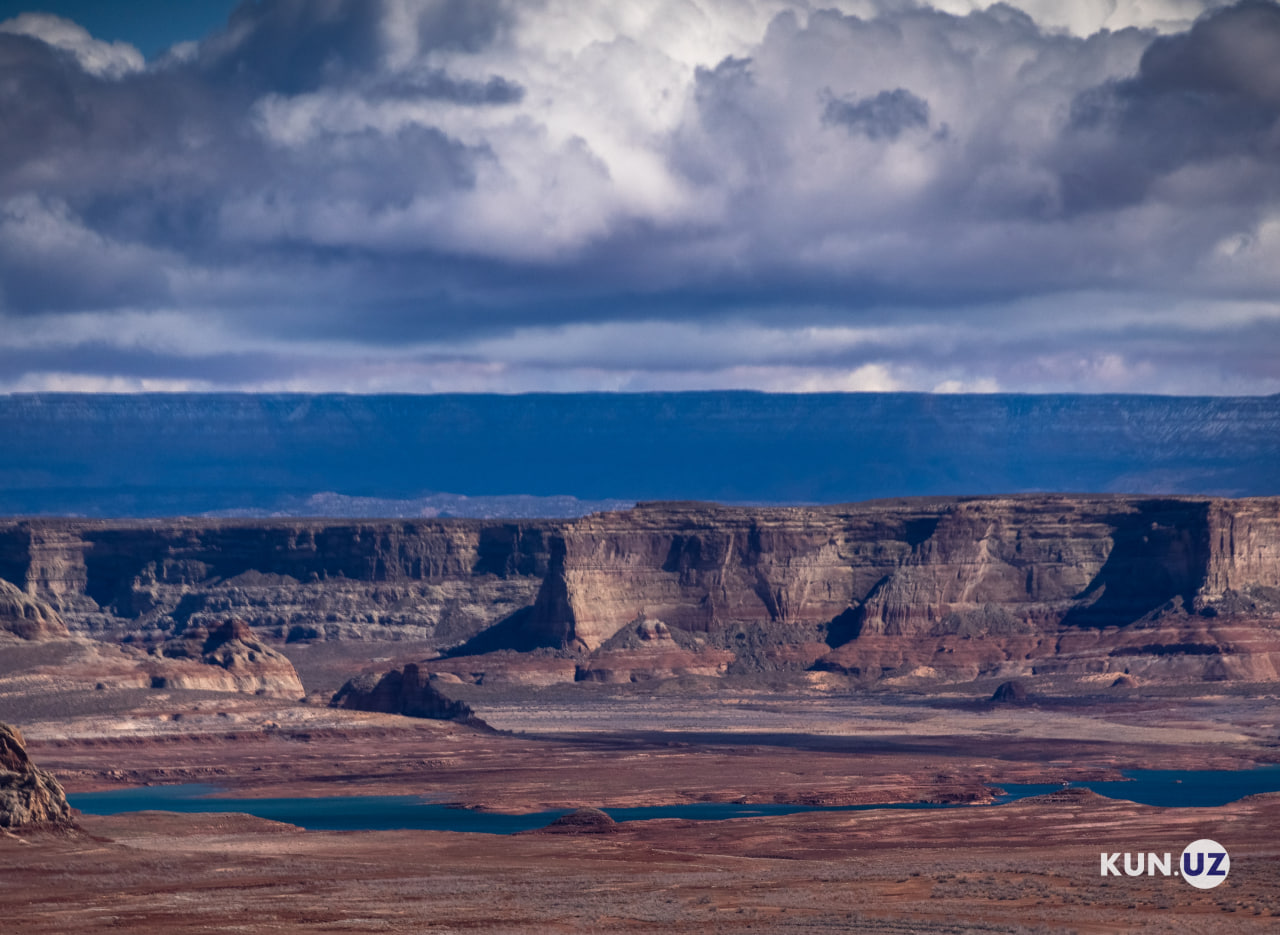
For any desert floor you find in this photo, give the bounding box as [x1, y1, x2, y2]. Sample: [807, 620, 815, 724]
[4, 677, 1280, 933]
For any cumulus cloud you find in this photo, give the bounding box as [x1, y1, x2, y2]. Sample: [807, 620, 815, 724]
[1061, 1, 1280, 212]
[934, 0, 1232, 35]
[0, 0, 1276, 394]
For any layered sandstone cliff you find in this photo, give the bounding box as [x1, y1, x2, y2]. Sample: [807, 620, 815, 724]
[4, 496, 1280, 689]
[0, 519, 554, 644]
[524, 497, 1235, 645]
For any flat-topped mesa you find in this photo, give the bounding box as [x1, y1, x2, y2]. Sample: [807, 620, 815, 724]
[525, 497, 1226, 650]
[853, 497, 1209, 635]
[3, 496, 1280, 686]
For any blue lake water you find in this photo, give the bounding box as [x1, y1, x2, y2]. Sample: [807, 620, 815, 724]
[69, 766, 1280, 834]
[67, 785, 957, 833]
[993, 765, 1280, 808]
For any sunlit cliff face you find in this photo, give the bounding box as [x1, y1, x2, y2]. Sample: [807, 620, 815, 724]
[3, 0, 1279, 395]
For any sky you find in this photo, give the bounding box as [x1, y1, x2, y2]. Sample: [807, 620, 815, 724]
[0, 1, 239, 57]
[2, 0, 1279, 395]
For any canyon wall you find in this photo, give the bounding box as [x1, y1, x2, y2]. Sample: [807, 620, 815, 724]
[0, 519, 557, 644]
[526, 497, 1224, 646]
[3, 496, 1280, 686]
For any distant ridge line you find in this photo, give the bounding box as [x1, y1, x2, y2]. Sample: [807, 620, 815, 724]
[3, 392, 1279, 517]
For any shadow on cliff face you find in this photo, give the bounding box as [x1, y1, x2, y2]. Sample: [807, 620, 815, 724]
[1060, 501, 1209, 629]
[823, 607, 864, 648]
[443, 606, 553, 656]
[441, 536, 579, 657]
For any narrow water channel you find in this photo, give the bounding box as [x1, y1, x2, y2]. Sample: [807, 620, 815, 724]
[69, 766, 1280, 834]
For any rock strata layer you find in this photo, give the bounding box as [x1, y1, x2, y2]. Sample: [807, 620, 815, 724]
[0, 723, 73, 829]
[4, 495, 1280, 688]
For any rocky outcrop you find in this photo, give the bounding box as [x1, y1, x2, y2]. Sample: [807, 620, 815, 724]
[538, 807, 619, 834]
[0, 723, 73, 829]
[0, 579, 69, 640]
[330, 663, 485, 725]
[5, 496, 1280, 689]
[149, 619, 305, 697]
[1202, 500, 1280, 598]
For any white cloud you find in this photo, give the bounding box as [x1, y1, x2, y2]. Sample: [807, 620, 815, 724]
[931, 1, 1229, 35]
[933, 377, 1001, 393]
[230, 0, 1163, 274]
[2, 373, 212, 393]
[0, 13, 143, 78]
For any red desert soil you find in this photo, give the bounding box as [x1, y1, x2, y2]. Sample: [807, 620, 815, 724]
[2, 792, 1278, 933]
[4, 689, 1280, 932]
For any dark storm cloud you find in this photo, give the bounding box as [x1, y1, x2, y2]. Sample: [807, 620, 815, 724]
[1062, 0, 1280, 212]
[410, 0, 509, 54]
[0, 0, 1278, 393]
[1137, 0, 1280, 100]
[681, 56, 781, 183]
[0, 35, 270, 273]
[822, 88, 931, 140]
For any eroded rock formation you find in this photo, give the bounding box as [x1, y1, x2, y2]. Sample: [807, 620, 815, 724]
[0, 579, 69, 640]
[331, 663, 485, 725]
[148, 619, 305, 696]
[0, 723, 73, 829]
